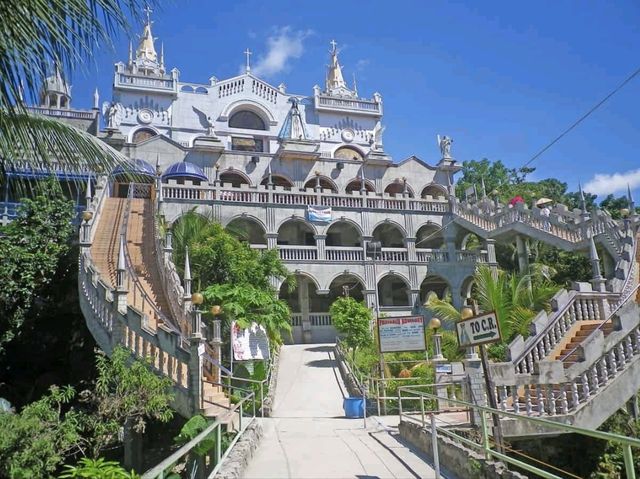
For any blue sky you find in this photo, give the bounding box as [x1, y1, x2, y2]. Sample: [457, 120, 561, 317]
[68, 0, 640, 199]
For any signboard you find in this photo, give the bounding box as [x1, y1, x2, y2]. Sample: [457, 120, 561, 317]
[435, 363, 453, 374]
[455, 311, 501, 348]
[378, 316, 426, 353]
[231, 321, 270, 361]
[307, 205, 332, 223]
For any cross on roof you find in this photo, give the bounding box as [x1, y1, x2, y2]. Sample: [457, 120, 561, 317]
[330, 39, 337, 52]
[144, 4, 153, 24]
[244, 48, 252, 72]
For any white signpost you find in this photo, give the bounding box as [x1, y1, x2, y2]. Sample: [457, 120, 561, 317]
[455, 311, 501, 348]
[231, 321, 270, 361]
[378, 316, 426, 353]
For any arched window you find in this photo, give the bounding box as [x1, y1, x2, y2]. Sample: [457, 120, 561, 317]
[132, 128, 157, 144]
[334, 146, 363, 161]
[229, 110, 266, 130]
[260, 175, 293, 190]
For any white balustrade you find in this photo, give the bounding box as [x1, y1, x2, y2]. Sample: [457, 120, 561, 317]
[325, 247, 363, 262]
[278, 246, 318, 261]
[379, 248, 408, 262]
[415, 249, 449, 262]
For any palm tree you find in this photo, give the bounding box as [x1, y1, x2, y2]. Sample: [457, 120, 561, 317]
[0, 0, 156, 185]
[426, 265, 558, 349]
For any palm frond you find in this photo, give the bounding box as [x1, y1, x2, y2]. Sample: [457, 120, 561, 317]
[424, 295, 460, 327]
[0, 0, 154, 109]
[0, 111, 130, 186]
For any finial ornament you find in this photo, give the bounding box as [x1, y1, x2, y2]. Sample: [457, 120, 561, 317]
[437, 135, 453, 159]
[244, 48, 252, 73]
[144, 4, 153, 25]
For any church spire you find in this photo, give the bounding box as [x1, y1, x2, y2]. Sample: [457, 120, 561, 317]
[325, 40, 350, 95]
[136, 5, 157, 63]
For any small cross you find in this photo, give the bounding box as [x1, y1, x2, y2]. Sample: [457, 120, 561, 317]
[244, 48, 252, 72]
[144, 4, 153, 25]
[330, 39, 338, 52]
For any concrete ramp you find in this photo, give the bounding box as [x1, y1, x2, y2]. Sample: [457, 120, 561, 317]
[243, 344, 440, 479]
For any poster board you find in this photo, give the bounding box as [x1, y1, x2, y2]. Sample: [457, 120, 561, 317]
[455, 311, 501, 348]
[378, 316, 426, 353]
[231, 321, 270, 361]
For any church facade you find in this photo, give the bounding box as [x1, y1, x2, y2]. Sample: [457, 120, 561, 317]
[31, 15, 496, 343]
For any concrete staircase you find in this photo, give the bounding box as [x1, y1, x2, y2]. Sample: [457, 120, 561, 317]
[79, 179, 229, 421]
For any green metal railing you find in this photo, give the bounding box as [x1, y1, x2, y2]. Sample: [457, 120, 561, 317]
[142, 386, 257, 479]
[398, 385, 640, 479]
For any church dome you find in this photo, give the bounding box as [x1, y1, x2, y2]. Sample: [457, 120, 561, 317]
[111, 159, 156, 177]
[162, 162, 208, 182]
[44, 70, 71, 96]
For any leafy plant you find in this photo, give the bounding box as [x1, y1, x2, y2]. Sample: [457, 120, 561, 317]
[80, 347, 175, 457]
[0, 385, 84, 478]
[60, 458, 139, 478]
[0, 188, 74, 351]
[330, 297, 373, 362]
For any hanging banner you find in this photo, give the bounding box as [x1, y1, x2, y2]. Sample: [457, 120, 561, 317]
[307, 205, 332, 223]
[232, 321, 270, 361]
[378, 316, 426, 353]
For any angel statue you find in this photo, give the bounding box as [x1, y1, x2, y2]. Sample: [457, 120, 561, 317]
[437, 135, 453, 159]
[371, 121, 385, 151]
[102, 101, 122, 129]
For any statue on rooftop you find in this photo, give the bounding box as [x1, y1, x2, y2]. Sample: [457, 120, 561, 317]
[371, 121, 385, 151]
[437, 134, 453, 159]
[102, 101, 122, 129]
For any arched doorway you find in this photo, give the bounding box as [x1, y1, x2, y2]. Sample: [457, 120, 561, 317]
[346, 179, 375, 194]
[378, 275, 411, 307]
[219, 171, 250, 188]
[303, 176, 337, 192]
[328, 274, 365, 305]
[260, 175, 294, 190]
[372, 222, 405, 248]
[384, 181, 414, 198]
[421, 184, 448, 200]
[277, 219, 315, 246]
[420, 275, 450, 303]
[416, 223, 444, 249]
[226, 217, 267, 245]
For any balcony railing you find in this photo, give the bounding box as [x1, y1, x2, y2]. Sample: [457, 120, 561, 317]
[117, 73, 175, 90]
[325, 246, 363, 262]
[278, 245, 318, 261]
[161, 182, 450, 214]
[27, 106, 96, 120]
[316, 95, 380, 113]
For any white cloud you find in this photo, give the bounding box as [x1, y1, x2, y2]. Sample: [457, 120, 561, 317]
[248, 27, 312, 78]
[584, 168, 640, 196]
[356, 59, 370, 71]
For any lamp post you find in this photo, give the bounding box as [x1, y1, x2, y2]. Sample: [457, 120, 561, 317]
[428, 317, 444, 361]
[209, 304, 224, 378]
[191, 292, 204, 338]
[460, 305, 478, 360]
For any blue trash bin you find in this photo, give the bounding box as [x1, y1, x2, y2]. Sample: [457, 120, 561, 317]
[343, 397, 365, 418]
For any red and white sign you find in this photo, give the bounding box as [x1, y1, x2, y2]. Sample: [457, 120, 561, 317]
[378, 316, 426, 353]
[232, 321, 270, 361]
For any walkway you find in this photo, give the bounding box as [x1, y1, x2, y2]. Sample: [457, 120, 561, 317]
[243, 344, 439, 479]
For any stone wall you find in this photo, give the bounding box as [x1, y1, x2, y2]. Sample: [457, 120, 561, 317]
[261, 348, 280, 417]
[213, 421, 263, 479]
[398, 420, 529, 479]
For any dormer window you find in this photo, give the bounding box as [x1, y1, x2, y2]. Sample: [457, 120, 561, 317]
[229, 110, 266, 130]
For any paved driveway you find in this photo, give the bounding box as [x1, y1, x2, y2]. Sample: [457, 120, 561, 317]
[243, 344, 439, 479]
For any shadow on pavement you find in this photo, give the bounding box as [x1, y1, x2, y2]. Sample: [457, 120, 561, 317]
[305, 345, 335, 353]
[305, 359, 337, 368]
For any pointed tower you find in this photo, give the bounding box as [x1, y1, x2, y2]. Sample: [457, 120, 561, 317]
[128, 5, 166, 76]
[40, 65, 71, 109]
[325, 40, 355, 97]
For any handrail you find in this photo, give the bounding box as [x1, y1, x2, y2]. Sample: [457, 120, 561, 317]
[141, 389, 256, 479]
[558, 281, 640, 362]
[120, 184, 181, 335]
[398, 386, 640, 479]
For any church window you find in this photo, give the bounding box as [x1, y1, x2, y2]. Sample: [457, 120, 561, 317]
[231, 137, 264, 152]
[132, 128, 157, 144]
[335, 146, 363, 161]
[229, 110, 266, 130]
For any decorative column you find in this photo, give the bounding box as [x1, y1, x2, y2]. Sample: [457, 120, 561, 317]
[164, 228, 173, 263]
[515, 234, 529, 273]
[183, 247, 193, 318]
[315, 234, 326, 260]
[114, 234, 128, 315]
[298, 277, 312, 343]
[589, 235, 606, 292]
[266, 233, 278, 250]
[484, 238, 498, 276]
[405, 237, 417, 262]
[188, 305, 204, 414]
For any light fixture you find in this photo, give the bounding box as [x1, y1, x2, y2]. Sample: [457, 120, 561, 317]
[251, 156, 259, 164]
[460, 306, 474, 319]
[315, 170, 321, 176]
[210, 305, 222, 316]
[621, 208, 630, 218]
[336, 162, 345, 170]
[191, 292, 204, 305]
[428, 317, 441, 331]
[82, 210, 93, 222]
